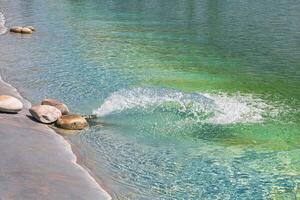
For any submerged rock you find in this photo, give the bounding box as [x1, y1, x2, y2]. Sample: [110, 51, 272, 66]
[10, 26, 22, 33]
[41, 99, 70, 115]
[0, 95, 23, 113]
[56, 114, 88, 130]
[24, 25, 35, 31]
[21, 27, 32, 34]
[29, 105, 62, 124]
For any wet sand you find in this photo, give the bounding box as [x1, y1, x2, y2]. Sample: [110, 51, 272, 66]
[0, 77, 111, 199]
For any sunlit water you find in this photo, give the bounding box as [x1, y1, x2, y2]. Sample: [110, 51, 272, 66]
[0, 0, 300, 199]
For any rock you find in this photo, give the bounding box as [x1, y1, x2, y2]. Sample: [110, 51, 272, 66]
[21, 27, 32, 34]
[0, 95, 23, 113]
[10, 26, 22, 33]
[29, 105, 62, 124]
[24, 25, 35, 31]
[41, 99, 69, 115]
[56, 115, 88, 130]
[10, 26, 35, 34]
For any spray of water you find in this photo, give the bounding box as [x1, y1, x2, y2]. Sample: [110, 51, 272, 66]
[93, 88, 280, 124]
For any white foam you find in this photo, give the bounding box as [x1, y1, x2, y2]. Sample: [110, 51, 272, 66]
[0, 12, 7, 35]
[93, 88, 280, 124]
[93, 88, 214, 117]
[202, 93, 279, 124]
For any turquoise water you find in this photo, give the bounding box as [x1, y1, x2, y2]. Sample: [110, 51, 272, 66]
[1, 0, 300, 199]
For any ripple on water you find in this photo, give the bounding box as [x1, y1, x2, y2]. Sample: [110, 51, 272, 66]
[72, 126, 300, 200]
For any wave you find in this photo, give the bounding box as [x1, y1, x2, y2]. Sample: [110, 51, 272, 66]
[93, 88, 280, 124]
[0, 12, 7, 35]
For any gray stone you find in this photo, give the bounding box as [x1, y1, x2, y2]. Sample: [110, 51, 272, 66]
[10, 26, 22, 33]
[29, 105, 62, 124]
[41, 99, 70, 115]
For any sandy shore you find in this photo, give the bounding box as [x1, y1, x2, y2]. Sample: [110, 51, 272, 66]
[0, 76, 111, 199]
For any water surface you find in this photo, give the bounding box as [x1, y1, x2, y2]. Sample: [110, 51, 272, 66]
[0, 0, 300, 199]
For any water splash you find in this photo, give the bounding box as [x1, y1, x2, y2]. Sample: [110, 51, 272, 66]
[0, 12, 7, 35]
[93, 88, 280, 124]
[202, 93, 279, 124]
[93, 87, 214, 117]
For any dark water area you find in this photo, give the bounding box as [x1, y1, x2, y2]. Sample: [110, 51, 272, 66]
[0, 0, 300, 199]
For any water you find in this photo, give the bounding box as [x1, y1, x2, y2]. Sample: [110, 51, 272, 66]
[0, 11, 7, 34]
[0, 0, 300, 199]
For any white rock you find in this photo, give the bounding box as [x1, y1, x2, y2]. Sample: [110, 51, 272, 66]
[41, 99, 69, 115]
[0, 95, 23, 113]
[24, 25, 36, 31]
[21, 27, 32, 34]
[29, 105, 62, 124]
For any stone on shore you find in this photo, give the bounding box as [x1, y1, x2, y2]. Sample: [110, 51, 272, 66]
[41, 99, 70, 115]
[29, 105, 62, 124]
[0, 95, 23, 113]
[21, 27, 33, 34]
[24, 25, 36, 31]
[56, 114, 88, 130]
[10, 26, 22, 33]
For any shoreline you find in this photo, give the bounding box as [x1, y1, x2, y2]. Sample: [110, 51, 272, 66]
[0, 66, 111, 199]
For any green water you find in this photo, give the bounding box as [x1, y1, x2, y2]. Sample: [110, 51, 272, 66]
[0, 0, 300, 199]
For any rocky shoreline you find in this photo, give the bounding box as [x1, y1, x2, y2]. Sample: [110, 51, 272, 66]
[0, 73, 111, 199]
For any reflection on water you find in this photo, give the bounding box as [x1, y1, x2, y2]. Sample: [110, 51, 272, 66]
[0, 0, 300, 199]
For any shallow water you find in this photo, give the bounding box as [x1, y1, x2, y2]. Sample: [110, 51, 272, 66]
[0, 0, 300, 199]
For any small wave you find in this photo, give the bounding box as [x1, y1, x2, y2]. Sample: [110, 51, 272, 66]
[0, 12, 7, 35]
[93, 88, 280, 124]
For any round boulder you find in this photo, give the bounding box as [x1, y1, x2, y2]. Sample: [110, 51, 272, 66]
[41, 99, 69, 115]
[10, 26, 22, 33]
[0, 95, 23, 113]
[24, 25, 36, 31]
[21, 27, 33, 34]
[29, 105, 62, 124]
[56, 115, 88, 130]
